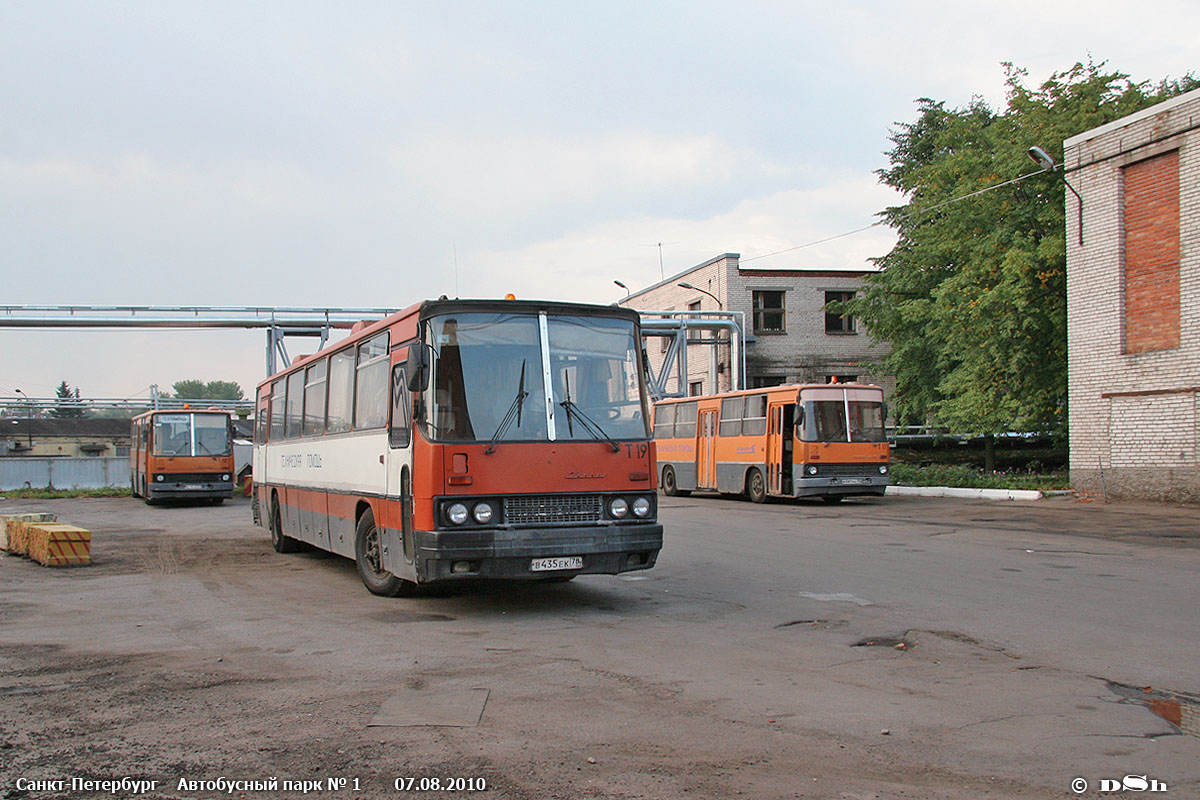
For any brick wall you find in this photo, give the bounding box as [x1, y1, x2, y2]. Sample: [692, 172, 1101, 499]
[620, 254, 892, 397]
[1065, 88, 1200, 502]
[1123, 150, 1181, 353]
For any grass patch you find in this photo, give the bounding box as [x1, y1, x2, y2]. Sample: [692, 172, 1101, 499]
[889, 438, 1069, 490]
[890, 463, 1069, 491]
[1, 487, 132, 500]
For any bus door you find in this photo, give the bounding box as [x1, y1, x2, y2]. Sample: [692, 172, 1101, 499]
[385, 364, 416, 567]
[696, 408, 718, 490]
[779, 403, 796, 495]
[766, 403, 789, 495]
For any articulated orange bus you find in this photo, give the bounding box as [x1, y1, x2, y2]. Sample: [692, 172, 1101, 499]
[130, 409, 237, 503]
[252, 298, 662, 596]
[653, 383, 889, 504]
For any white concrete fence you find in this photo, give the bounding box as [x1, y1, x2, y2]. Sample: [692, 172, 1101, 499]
[0, 457, 127, 491]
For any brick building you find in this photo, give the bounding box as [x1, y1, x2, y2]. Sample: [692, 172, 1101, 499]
[1064, 87, 1200, 502]
[618, 253, 890, 396]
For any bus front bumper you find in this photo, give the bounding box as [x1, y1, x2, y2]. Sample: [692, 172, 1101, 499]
[794, 475, 889, 498]
[411, 523, 663, 582]
[146, 479, 235, 500]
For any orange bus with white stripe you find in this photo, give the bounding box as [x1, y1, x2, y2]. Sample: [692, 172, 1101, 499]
[253, 298, 662, 596]
[653, 383, 889, 504]
[130, 409, 237, 503]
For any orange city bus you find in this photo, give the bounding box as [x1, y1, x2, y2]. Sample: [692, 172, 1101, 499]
[130, 409, 237, 503]
[252, 298, 663, 596]
[653, 383, 890, 504]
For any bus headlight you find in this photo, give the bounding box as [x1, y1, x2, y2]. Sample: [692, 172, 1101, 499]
[806, 465, 818, 476]
[447, 503, 469, 525]
[472, 502, 494, 524]
[222, 474, 231, 481]
[631, 496, 652, 518]
[879, 465, 889, 475]
[609, 498, 629, 518]
[156, 474, 165, 482]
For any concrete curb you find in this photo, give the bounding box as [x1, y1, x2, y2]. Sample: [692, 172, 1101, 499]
[886, 485, 1044, 501]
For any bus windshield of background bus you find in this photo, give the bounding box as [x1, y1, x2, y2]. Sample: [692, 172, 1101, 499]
[151, 414, 232, 457]
[798, 389, 886, 444]
[420, 312, 649, 444]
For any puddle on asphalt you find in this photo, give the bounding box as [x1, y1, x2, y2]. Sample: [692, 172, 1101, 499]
[1106, 680, 1200, 738]
[852, 634, 912, 651]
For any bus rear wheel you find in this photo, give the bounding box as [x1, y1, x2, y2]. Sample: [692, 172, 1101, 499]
[270, 496, 302, 554]
[355, 509, 416, 597]
[661, 466, 690, 497]
[746, 468, 767, 504]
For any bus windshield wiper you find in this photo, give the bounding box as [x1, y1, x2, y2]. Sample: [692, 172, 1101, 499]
[559, 372, 620, 452]
[484, 360, 528, 454]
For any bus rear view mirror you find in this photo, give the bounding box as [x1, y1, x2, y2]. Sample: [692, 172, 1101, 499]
[406, 345, 430, 392]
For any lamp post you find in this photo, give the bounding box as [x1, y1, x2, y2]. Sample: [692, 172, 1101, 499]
[1028, 146, 1083, 246]
[677, 283, 725, 393]
[14, 388, 32, 451]
[613, 280, 631, 299]
[678, 281, 722, 309]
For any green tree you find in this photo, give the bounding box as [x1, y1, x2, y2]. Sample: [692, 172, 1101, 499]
[171, 380, 245, 402]
[850, 61, 1197, 451]
[50, 380, 86, 418]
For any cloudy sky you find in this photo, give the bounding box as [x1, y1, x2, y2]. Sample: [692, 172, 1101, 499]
[2, 1, 1196, 401]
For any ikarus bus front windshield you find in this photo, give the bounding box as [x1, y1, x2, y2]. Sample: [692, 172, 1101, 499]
[797, 387, 887, 443]
[418, 311, 650, 444]
[152, 413, 232, 456]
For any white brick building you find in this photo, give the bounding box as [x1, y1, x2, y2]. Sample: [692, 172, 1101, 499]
[618, 253, 891, 396]
[1064, 88, 1200, 502]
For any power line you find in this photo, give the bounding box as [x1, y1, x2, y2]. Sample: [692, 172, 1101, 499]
[741, 222, 886, 263]
[742, 166, 1049, 265]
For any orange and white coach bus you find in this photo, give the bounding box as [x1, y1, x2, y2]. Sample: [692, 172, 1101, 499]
[130, 409, 237, 503]
[653, 383, 889, 504]
[252, 298, 663, 596]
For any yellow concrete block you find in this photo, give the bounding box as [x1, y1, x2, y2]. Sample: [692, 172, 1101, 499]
[6, 519, 36, 555]
[26, 523, 92, 567]
[1, 513, 57, 553]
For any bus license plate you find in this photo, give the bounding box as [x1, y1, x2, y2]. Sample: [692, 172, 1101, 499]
[531, 556, 583, 572]
[183, 484, 204, 490]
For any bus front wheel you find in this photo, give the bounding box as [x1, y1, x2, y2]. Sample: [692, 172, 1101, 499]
[746, 468, 767, 504]
[354, 509, 416, 597]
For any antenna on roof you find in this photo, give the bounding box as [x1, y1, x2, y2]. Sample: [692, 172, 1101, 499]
[453, 242, 460, 298]
[641, 241, 680, 281]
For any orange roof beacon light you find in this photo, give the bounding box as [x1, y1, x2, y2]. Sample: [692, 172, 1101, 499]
[504, 293, 517, 301]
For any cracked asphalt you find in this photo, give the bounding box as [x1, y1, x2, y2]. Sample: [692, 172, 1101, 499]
[0, 493, 1196, 799]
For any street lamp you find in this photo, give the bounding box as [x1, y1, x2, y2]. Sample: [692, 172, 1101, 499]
[1028, 146, 1083, 246]
[678, 282, 722, 309]
[677, 283, 726, 394]
[14, 388, 32, 451]
[613, 280, 631, 299]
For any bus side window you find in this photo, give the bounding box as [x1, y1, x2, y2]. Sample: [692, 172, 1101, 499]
[269, 380, 286, 441]
[390, 365, 411, 448]
[653, 404, 676, 439]
[719, 397, 743, 437]
[743, 394, 767, 436]
[675, 402, 697, 438]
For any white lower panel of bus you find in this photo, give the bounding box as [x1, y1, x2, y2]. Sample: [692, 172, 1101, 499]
[257, 432, 389, 495]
